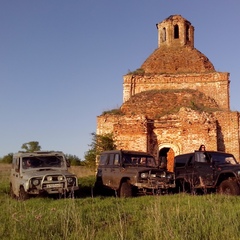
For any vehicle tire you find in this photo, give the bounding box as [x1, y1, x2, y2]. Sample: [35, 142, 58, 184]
[179, 180, 191, 193]
[219, 180, 240, 195]
[174, 179, 190, 193]
[93, 180, 104, 196]
[18, 186, 29, 200]
[119, 181, 132, 198]
[9, 184, 16, 199]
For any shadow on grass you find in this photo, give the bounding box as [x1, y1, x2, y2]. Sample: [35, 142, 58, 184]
[75, 186, 116, 198]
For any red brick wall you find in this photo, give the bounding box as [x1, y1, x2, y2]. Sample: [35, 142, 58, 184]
[214, 111, 240, 160]
[123, 72, 229, 110]
[97, 108, 223, 160]
[97, 106, 239, 163]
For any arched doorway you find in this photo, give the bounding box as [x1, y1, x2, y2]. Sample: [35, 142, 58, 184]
[159, 148, 174, 172]
[158, 144, 180, 172]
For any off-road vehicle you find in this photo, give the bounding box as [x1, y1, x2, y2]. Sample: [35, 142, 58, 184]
[10, 151, 79, 200]
[94, 150, 175, 197]
[174, 150, 240, 195]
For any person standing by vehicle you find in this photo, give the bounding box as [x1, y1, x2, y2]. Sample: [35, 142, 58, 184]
[199, 144, 206, 151]
[198, 144, 207, 162]
[198, 144, 207, 186]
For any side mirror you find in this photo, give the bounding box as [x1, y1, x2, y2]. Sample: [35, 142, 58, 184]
[66, 160, 70, 168]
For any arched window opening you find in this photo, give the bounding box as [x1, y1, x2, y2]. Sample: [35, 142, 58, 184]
[186, 25, 189, 41]
[174, 25, 179, 39]
[162, 27, 166, 42]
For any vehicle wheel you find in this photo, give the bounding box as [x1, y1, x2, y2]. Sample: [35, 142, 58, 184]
[18, 186, 29, 200]
[179, 180, 191, 193]
[174, 179, 189, 193]
[119, 181, 132, 198]
[93, 180, 104, 196]
[219, 180, 240, 195]
[9, 184, 16, 199]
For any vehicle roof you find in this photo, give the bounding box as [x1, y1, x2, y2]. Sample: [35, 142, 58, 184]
[13, 151, 64, 157]
[175, 150, 234, 158]
[100, 150, 153, 156]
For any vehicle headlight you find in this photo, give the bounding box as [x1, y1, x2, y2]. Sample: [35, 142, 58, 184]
[32, 179, 40, 186]
[58, 176, 64, 181]
[47, 176, 53, 181]
[166, 173, 173, 179]
[160, 172, 166, 178]
[237, 171, 240, 177]
[141, 173, 148, 179]
[67, 177, 74, 183]
[150, 174, 156, 178]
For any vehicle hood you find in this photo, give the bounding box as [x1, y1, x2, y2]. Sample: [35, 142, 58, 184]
[21, 168, 75, 178]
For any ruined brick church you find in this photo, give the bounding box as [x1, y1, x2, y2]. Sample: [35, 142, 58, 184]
[97, 15, 240, 171]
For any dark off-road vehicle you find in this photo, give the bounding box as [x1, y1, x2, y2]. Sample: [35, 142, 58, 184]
[174, 150, 240, 195]
[94, 150, 175, 197]
[10, 151, 79, 200]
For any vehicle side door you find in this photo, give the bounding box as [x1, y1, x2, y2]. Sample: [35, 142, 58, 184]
[180, 154, 198, 185]
[99, 153, 110, 186]
[175, 154, 194, 180]
[10, 157, 21, 195]
[101, 153, 121, 190]
[108, 153, 122, 189]
[193, 151, 214, 186]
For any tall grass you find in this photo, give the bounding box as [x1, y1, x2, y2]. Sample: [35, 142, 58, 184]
[1, 164, 240, 240]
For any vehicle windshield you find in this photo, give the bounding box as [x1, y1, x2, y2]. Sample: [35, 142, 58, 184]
[22, 156, 65, 169]
[122, 154, 157, 167]
[209, 152, 238, 165]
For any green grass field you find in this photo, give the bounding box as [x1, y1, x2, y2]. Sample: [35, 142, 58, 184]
[1, 163, 240, 240]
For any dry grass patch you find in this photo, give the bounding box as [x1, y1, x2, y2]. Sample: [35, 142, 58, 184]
[69, 166, 95, 178]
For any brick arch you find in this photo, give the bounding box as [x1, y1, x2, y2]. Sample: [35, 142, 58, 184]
[158, 143, 181, 172]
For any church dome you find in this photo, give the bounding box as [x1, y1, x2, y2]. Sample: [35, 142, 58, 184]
[120, 89, 219, 119]
[140, 46, 215, 74]
[139, 15, 215, 74]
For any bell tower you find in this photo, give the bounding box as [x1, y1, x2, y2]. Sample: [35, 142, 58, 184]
[156, 15, 194, 48]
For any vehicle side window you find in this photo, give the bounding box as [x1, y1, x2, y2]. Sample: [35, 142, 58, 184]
[146, 157, 155, 167]
[211, 153, 221, 163]
[109, 154, 115, 165]
[196, 152, 206, 162]
[16, 158, 20, 172]
[12, 157, 16, 169]
[175, 156, 187, 167]
[140, 157, 147, 165]
[225, 156, 236, 164]
[123, 155, 131, 164]
[195, 152, 210, 163]
[114, 154, 120, 165]
[210, 153, 236, 164]
[99, 154, 108, 165]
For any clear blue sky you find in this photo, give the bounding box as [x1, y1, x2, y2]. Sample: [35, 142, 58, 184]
[1, 1, 239, 159]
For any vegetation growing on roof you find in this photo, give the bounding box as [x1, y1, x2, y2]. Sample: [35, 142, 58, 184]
[127, 68, 145, 75]
[102, 108, 124, 116]
[121, 89, 221, 119]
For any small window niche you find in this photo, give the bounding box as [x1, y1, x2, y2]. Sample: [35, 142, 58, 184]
[174, 25, 179, 39]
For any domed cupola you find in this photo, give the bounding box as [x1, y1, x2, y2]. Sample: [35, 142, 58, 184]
[156, 14, 194, 48]
[140, 15, 215, 74]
